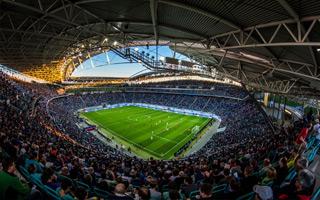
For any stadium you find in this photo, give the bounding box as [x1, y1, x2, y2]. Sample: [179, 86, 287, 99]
[1, 0, 320, 200]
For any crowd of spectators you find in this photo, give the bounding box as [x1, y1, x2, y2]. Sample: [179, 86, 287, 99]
[0, 72, 319, 200]
[125, 80, 247, 99]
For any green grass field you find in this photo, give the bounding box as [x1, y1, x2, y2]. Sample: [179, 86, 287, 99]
[80, 106, 211, 159]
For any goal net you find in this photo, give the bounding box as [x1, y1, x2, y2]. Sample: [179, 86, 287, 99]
[191, 125, 200, 135]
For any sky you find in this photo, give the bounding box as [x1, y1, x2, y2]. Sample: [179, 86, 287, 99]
[72, 45, 191, 78]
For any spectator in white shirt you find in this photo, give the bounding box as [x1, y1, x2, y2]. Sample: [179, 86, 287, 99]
[313, 119, 320, 133]
[315, 126, 320, 146]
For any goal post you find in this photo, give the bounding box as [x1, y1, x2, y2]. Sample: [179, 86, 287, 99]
[191, 125, 200, 135]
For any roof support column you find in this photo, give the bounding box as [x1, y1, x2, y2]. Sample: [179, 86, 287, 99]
[150, 0, 159, 45]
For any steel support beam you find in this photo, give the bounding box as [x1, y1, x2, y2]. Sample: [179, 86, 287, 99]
[207, 16, 320, 50]
[0, 28, 77, 42]
[173, 44, 320, 92]
[276, 0, 319, 75]
[150, 0, 159, 44]
[158, 0, 239, 29]
[93, 20, 206, 39]
[276, 0, 299, 20]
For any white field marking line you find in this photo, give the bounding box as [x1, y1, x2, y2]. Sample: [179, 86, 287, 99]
[153, 135, 176, 144]
[181, 119, 212, 153]
[93, 108, 171, 140]
[162, 118, 211, 156]
[127, 111, 155, 121]
[93, 108, 126, 118]
[152, 118, 181, 137]
[129, 113, 188, 146]
[97, 109, 144, 125]
[89, 113, 190, 158]
[87, 117, 162, 157]
[94, 106, 200, 130]
[126, 112, 160, 123]
[124, 111, 171, 131]
[86, 108, 211, 158]
[93, 106, 182, 126]
[127, 114, 179, 144]
[161, 125, 195, 156]
[148, 115, 209, 156]
[147, 116, 188, 146]
[106, 109, 157, 125]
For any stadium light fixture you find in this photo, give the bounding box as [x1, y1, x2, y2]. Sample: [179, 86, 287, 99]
[102, 37, 108, 44]
[81, 44, 85, 48]
[159, 56, 165, 61]
[240, 51, 269, 63]
[317, 48, 320, 52]
[113, 41, 118, 46]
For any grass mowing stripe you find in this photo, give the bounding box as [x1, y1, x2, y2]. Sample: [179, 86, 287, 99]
[87, 117, 163, 158]
[81, 106, 211, 159]
[83, 108, 169, 158]
[156, 119, 203, 157]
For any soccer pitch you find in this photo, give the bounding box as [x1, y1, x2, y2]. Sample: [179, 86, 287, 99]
[80, 106, 211, 160]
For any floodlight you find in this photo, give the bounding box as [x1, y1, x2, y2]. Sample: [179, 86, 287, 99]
[102, 37, 108, 44]
[159, 56, 165, 61]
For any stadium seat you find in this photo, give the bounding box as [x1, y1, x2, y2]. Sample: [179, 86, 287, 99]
[307, 144, 320, 163]
[57, 174, 74, 186]
[160, 184, 169, 192]
[93, 187, 111, 199]
[43, 185, 61, 200]
[62, 195, 75, 200]
[75, 180, 90, 190]
[56, 188, 75, 200]
[162, 191, 184, 200]
[252, 171, 260, 178]
[235, 191, 255, 200]
[30, 173, 44, 189]
[306, 137, 315, 149]
[284, 168, 296, 182]
[18, 166, 30, 179]
[3, 69, 320, 200]
[24, 159, 43, 173]
[212, 184, 226, 193]
[311, 186, 320, 200]
[189, 190, 199, 200]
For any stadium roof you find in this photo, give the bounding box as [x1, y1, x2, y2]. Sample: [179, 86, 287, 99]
[1, 0, 320, 96]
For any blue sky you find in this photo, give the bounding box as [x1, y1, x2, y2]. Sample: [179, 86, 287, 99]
[72, 45, 190, 77]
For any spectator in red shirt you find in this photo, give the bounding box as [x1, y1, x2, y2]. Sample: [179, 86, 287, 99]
[295, 124, 312, 147]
